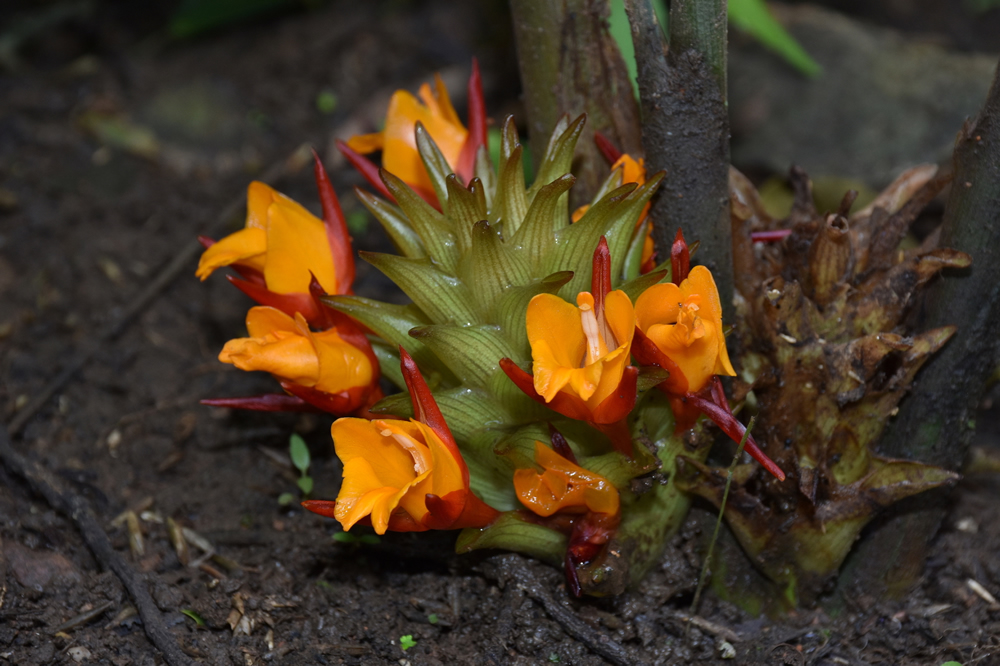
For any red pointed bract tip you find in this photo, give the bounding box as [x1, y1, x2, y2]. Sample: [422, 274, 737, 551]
[591, 236, 612, 318]
[685, 379, 786, 481]
[398, 346, 468, 485]
[226, 274, 322, 326]
[456, 58, 487, 184]
[751, 229, 793, 243]
[312, 149, 355, 291]
[671, 228, 690, 285]
[336, 139, 395, 201]
[200, 394, 322, 412]
[593, 131, 622, 165]
[548, 424, 577, 464]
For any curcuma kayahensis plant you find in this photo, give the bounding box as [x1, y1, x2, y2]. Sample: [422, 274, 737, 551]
[197, 61, 963, 605]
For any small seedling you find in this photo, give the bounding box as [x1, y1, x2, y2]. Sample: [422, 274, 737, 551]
[548, 653, 560, 663]
[289, 433, 313, 497]
[427, 614, 439, 624]
[399, 635, 417, 651]
[316, 89, 338, 114]
[181, 609, 205, 627]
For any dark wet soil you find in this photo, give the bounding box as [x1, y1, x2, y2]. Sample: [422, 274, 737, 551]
[2, 1, 999, 664]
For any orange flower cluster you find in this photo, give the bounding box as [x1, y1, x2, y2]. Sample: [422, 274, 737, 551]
[197, 154, 380, 417]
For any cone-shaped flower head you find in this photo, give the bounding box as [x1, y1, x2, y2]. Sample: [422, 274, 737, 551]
[219, 306, 373, 395]
[635, 265, 735, 394]
[514, 441, 620, 517]
[197, 181, 339, 296]
[302, 347, 499, 533]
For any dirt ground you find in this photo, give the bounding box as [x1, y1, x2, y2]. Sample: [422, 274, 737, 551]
[2, 1, 1000, 664]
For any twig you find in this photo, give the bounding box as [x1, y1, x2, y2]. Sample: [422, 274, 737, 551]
[690, 416, 755, 616]
[483, 554, 644, 666]
[0, 427, 194, 666]
[5, 145, 312, 438]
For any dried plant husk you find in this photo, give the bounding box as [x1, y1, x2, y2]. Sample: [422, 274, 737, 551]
[677, 167, 965, 611]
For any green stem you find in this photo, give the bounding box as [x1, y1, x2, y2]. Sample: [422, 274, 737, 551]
[508, 0, 642, 205]
[623, 0, 733, 320]
[840, 60, 1000, 600]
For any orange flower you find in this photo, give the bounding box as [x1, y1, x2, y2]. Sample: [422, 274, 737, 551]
[501, 239, 638, 456]
[527, 289, 635, 411]
[197, 181, 339, 296]
[219, 306, 373, 396]
[634, 265, 735, 394]
[328, 417, 467, 533]
[302, 347, 499, 533]
[514, 441, 619, 517]
[347, 76, 466, 195]
[340, 62, 487, 204]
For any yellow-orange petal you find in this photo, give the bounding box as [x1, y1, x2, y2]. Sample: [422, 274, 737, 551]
[682, 266, 735, 377]
[345, 131, 385, 155]
[262, 197, 337, 295]
[613, 154, 646, 185]
[634, 282, 683, 334]
[514, 442, 619, 517]
[195, 227, 267, 280]
[218, 331, 319, 386]
[246, 181, 281, 230]
[527, 294, 587, 371]
[245, 306, 298, 338]
[308, 326, 374, 394]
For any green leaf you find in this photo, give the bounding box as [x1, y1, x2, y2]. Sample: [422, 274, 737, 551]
[445, 174, 488, 254]
[415, 122, 454, 214]
[369, 339, 404, 389]
[546, 186, 636, 297]
[361, 253, 479, 326]
[461, 220, 531, 315]
[381, 171, 458, 273]
[729, 0, 821, 78]
[289, 434, 310, 473]
[322, 295, 448, 379]
[354, 188, 425, 259]
[456, 512, 566, 567]
[492, 144, 529, 233]
[180, 609, 205, 627]
[474, 147, 496, 212]
[510, 175, 576, 271]
[409, 324, 517, 389]
[399, 635, 417, 651]
[529, 114, 586, 199]
[277, 492, 294, 506]
[371, 387, 508, 443]
[297, 476, 313, 496]
[636, 366, 670, 393]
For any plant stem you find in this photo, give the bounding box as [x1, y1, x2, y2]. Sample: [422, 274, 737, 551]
[840, 61, 1000, 600]
[623, 0, 733, 320]
[508, 0, 642, 205]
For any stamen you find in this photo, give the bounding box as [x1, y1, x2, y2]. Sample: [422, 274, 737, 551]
[390, 432, 429, 474]
[579, 303, 605, 364]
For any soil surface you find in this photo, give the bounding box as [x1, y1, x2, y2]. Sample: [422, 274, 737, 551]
[2, 1, 999, 664]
